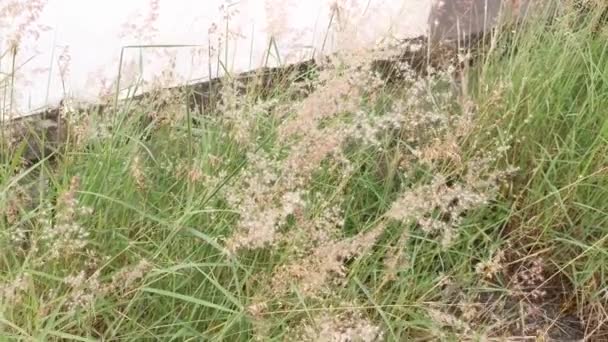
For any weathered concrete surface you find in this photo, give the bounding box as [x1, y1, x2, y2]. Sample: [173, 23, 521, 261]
[0, 0, 432, 119]
[1, 0, 532, 121]
[429, 0, 531, 43]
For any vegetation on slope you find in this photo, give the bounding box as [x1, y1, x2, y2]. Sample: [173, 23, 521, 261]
[1, 1, 607, 340]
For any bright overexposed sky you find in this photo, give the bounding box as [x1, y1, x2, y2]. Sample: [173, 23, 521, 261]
[1, 0, 434, 117]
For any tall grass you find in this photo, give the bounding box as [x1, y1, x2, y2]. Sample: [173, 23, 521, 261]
[0, 1, 607, 340]
[471, 0, 608, 336]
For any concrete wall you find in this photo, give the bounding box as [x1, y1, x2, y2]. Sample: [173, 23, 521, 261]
[0, 0, 522, 119]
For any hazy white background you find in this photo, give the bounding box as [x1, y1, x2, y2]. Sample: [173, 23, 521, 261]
[1, 0, 433, 118]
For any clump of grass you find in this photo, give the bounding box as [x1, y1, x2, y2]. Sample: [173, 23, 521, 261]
[1, 1, 607, 340]
[466, 0, 608, 338]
